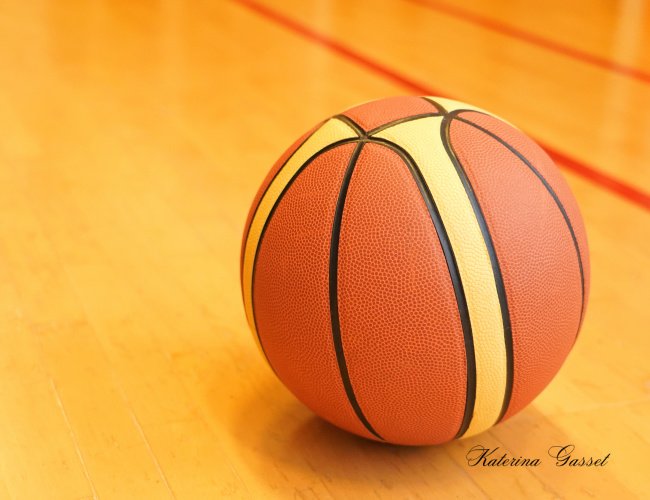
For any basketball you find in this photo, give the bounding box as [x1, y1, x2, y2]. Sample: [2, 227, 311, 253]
[241, 95, 590, 446]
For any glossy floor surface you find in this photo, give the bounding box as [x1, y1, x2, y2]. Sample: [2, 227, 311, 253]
[0, 0, 648, 498]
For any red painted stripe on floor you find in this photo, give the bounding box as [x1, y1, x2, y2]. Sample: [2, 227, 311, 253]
[545, 148, 650, 209]
[235, 0, 650, 212]
[409, 0, 650, 85]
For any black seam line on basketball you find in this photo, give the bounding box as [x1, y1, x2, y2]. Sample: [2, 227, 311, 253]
[367, 112, 443, 136]
[250, 137, 361, 371]
[367, 136, 477, 440]
[333, 114, 366, 137]
[440, 115, 513, 428]
[240, 118, 327, 285]
[452, 112, 586, 333]
[328, 141, 384, 441]
[420, 97, 448, 114]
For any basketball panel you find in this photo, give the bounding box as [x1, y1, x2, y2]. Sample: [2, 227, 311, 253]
[337, 142, 468, 445]
[342, 96, 441, 132]
[448, 118, 583, 421]
[253, 142, 376, 440]
[455, 111, 590, 320]
[375, 117, 507, 437]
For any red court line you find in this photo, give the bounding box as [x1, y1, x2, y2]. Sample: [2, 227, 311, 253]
[235, 0, 650, 212]
[408, 0, 650, 85]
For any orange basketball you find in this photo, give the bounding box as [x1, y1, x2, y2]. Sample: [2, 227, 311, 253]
[240, 96, 590, 446]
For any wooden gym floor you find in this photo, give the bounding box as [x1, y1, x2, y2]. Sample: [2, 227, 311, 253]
[0, 0, 648, 498]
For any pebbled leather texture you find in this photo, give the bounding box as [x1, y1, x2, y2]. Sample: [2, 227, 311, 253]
[253, 143, 375, 440]
[337, 142, 467, 445]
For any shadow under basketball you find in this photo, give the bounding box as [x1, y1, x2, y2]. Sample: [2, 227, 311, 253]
[225, 368, 454, 489]
[224, 356, 591, 495]
[226, 366, 521, 494]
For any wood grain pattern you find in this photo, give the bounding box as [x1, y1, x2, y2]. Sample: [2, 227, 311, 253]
[0, 0, 648, 498]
